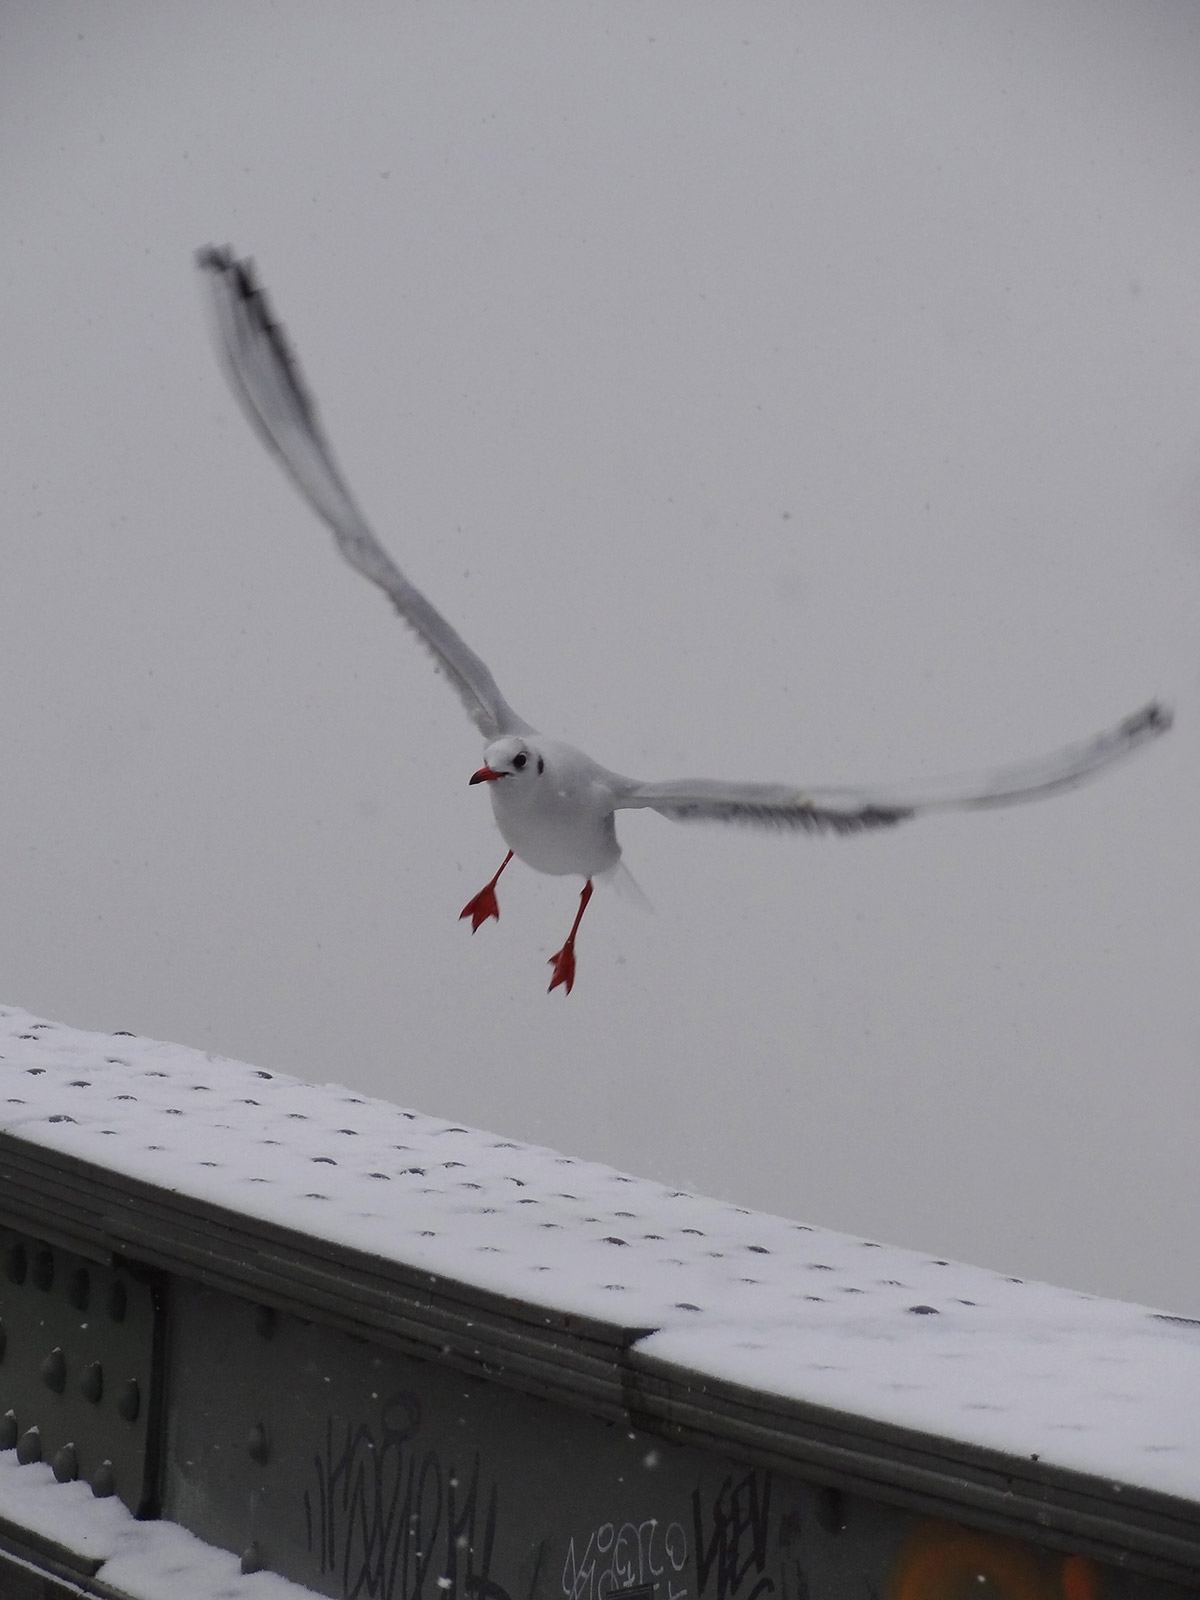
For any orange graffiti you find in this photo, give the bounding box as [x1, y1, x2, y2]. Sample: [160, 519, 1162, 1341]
[1061, 1554, 1102, 1600]
[889, 1519, 1104, 1600]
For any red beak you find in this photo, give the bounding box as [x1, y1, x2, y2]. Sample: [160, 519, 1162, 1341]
[469, 766, 504, 785]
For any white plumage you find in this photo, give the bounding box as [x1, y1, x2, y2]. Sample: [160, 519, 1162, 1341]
[198, 246, 1172, 993]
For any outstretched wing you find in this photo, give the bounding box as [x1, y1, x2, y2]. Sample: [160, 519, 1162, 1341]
[197, 246, 533, 742]
[616, 702, 1171, 834]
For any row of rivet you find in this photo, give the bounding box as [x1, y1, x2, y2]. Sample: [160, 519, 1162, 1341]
[1, 1410, 116, 1496]
[2, 1246, 127, 1321]
[35, 1345, 139, 1418]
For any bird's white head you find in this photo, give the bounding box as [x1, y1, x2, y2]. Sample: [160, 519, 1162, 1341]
[469, 735, 545, 788]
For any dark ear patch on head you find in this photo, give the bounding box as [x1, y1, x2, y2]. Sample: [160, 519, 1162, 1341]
[537, 756, 545, 775]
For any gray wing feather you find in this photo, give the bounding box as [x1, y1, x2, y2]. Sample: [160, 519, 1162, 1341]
[197, 247, 532, 742]
[617, 703, 1171, 834]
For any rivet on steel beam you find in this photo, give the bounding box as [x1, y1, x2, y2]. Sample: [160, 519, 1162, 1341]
[52, 1443, 78, 1483]
[4, 1243, 26, 1285]
[16, 1427, 41, 1465]
[107, 1280, 127, 1323]
[254, 1304, 277, 1340]
[31, 1249, 54, 1291]
[248, 1422, 270, 1465]
[68, 1267, 91, 1311]
[240, 1543, 264, 1574]
[40, 1347, 66, 1393]
[0, 1411, 16, 1450]
[80, 1360, 104, 1404]
[90, 1460, 116, 1499]
[116, 1378, 140, 1423]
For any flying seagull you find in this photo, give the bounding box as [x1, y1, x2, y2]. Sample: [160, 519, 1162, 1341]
[198, 246, 1171, 994]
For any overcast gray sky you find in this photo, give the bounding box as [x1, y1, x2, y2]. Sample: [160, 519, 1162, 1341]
[2, 2, 1199, 1313]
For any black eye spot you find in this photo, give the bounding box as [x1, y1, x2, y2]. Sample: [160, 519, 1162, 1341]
[513, 753, 527, 770]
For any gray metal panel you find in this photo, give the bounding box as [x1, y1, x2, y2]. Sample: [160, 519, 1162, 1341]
[626, 1352, 1200, 1587]
[0, 1135, 642, 1420]
[4, 1010, 1200, 1593]
[5, 1133, 1200, 1586]
[0, 1521, 100, 1600]
[160, 1277, 1196, 1600]
[0, 1226, 161, 1517]
[7, 1006, 1200, 1526]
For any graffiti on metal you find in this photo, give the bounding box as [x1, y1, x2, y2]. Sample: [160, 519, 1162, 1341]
[889, 1521, 1104, 1600]
[562, 1518, 689, 1600]
[693, 1471, 773, 1600]
[304, 1388, 513, 1600]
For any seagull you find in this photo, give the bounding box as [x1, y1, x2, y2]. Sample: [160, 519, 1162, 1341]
[198, 246, 1172, 994]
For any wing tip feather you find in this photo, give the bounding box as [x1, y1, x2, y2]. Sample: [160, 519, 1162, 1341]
[1127, 700, 1173, 740]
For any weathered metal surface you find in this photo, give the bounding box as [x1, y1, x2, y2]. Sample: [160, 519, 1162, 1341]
[0, 1133, 640, 1422]
[0, 1226, 161, 1518]
[4, 1128, 1200, 1586]
[161, 1277, 1196, 1600]
[627, 1353, 1200, 1585]
[2, 1007, 1200, 1597]
[0, 1516, 101, 1600]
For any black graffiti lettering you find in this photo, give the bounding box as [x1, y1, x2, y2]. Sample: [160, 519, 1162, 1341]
[776, 1562, 808, 1600]
[468, 1578, 517, 1600]
[691, 1472, 772, 1600]
[307, 1389, 513, 1600]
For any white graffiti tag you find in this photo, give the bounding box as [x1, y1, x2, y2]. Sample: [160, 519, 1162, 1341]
[563, 1520, 688, 1600]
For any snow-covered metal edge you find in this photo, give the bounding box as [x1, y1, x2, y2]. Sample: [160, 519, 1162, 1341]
[2, 1003, 1199, 1567]
[0, 1449, 317, 1600]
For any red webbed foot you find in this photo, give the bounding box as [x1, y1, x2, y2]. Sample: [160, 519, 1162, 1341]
[547, 878, 594, 995]
[460, 851, 513, 933]
[547, 942, 577, 994]
[460, 885, 500, 932]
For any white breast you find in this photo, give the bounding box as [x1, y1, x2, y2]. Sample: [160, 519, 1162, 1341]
[488, 741, 623, 878]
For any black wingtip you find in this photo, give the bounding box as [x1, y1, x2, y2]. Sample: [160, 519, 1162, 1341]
[196, 246, 263, 310]
[1130, 701, 1173, 738]
[195, 243, 232, 273]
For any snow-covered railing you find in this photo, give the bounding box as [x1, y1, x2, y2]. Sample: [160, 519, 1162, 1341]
[0, 1003, 1198, 1600]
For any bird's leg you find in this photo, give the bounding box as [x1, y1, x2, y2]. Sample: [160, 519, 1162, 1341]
[547, 879, 594, 996]
[459, 850, 513, 932]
